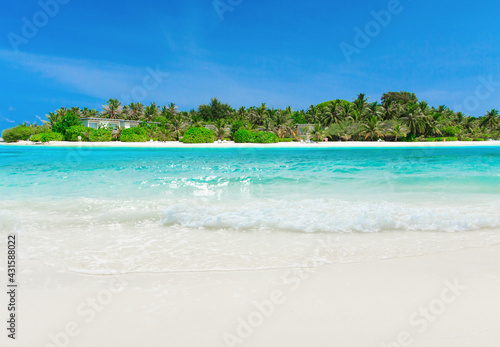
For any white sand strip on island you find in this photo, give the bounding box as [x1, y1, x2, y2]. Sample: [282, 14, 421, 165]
[2, 140, 500, 148]
[14, 244, 500, 347]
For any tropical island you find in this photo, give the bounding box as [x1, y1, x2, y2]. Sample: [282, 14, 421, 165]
[2, 92, 499, 144]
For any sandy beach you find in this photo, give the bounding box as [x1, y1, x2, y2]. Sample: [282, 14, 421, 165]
[6, 244, 499, 347]
[2, 140, 500, 148]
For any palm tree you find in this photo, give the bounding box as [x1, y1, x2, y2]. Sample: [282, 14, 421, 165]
[310, 123, 325, 142]
[102, 99, 122, 119]
[401, 103, 427, 136]
[161, 102, 180, 122]
[248, 103, 268, 126]
[384, 102, 402, 120]
[480, 109, 499, 129]
[273, 110, 290, 128]
[391, 123, 409, 142]
[455, 111, 465, 125]
[236, 106, 247, 121]
[368, 102, 384, 120]
[168, 115, 187, 141]
[359, 116, 386, 141]
[321, 101, 344, 126]
[189, 113, 203, 128]
[261, 116, 274, 132]
[128, 103, 144, 120]
[214, 118, 227, 140]
[81, 108, 99, 118]
[352, 93, 370, 119]
[143, 103, 159, 122]
[46, 111, 62, 128]
[306, 105, 320, 124]
[69, 107, 82, 118]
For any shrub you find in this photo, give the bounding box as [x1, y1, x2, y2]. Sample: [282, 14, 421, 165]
[234, 129, 279, 143]
[440, 126, 461, 137]
[401, 134, 418, 142]
[234, 129, 255, 143]
[252, 131, 279, 143]
[30, 132, 64, 142]
[445, 137, 458, 141]
[89, 128, 112, 142]
[120, 127, 149, 142]
[2, 125, 37, 142]
[424, 138, 436, 142]
[279, 138, 293, 142]
[230, 120, 245, 139]
[473, 138, 485, 141]
[435, 137, 445, 142]
[52, 112, 80, 136]
[182, 127, 215, 143]
[462, 138, 472, 141]
[65, 125, 91, 141]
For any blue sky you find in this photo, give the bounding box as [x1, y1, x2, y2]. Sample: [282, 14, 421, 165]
[1, 0, 499, 131]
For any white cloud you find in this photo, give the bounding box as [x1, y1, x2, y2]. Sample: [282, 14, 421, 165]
[1, 117, 15, 123]
[0, 50, 157, 100]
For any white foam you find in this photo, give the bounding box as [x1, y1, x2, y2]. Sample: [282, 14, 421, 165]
[161, 199, 500, 233]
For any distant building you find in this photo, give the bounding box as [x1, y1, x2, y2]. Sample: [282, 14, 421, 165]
[296, 124, 315, 136]
[203, 124, 216, 131]
[80, 118, 160, 129]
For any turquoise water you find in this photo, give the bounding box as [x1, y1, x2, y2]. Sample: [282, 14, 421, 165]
[1, 145, 499, 273]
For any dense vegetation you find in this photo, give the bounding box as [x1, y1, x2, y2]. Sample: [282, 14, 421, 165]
[234, 129, 279, 143]
[181, 127, 215, 143]
[2, 92, 500, 143]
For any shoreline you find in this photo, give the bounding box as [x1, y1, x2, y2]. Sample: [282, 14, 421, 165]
[2, 140, 500, 148]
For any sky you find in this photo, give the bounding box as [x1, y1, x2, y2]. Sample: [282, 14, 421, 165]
[1, 0, 500, 131]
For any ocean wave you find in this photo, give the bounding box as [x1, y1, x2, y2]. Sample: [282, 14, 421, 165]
[161, 199, 500, 233]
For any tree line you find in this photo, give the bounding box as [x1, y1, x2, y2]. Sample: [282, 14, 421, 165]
[3, 92, 500, 142]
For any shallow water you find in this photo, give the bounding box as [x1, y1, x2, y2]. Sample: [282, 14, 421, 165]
[1, 145, 499, 273]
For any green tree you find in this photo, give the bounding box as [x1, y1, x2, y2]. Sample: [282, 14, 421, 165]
[213, 118, 227, 140]
[128, 103, 144, 120]
[359, 117, 386, 141]
[321, 100, 345, 126]
[390, 123, 409, 142]
[52, 112, 81, 136]
[102, 99, 122, 119]
[143, 103, 160, 122]
[381, 91, 418, 109]
[310, 123, 326, 142]
[401, 104, 427, 136]
[168, 114, 187, 141]
[480, 109, 499, 129]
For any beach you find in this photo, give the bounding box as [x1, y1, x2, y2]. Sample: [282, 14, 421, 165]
[1, 145, 499, 346]
[11, 245, 500, 347]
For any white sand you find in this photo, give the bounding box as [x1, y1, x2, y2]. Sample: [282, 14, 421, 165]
[2, 140, 500, 148]
[2, 245, 498, 347]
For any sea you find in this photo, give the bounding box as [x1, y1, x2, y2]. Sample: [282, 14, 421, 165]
[1, 145, 499, 274]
